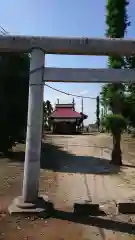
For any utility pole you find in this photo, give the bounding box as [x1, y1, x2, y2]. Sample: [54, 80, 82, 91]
[96, 96, 100, 132]
[81, 97, 84, 132]
[72, 98, 75, 110]
[82, 97, 84, 114]
[57, 98, 59, 104]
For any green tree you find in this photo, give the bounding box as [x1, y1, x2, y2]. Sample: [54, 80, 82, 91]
[123, 56, 135, 128]
[43, 100, 53, 130]
[0, 53, 30, 154]
[101, 0, 130, 113]
[103, 114, 127, 165]
[100, 0, 129, 165]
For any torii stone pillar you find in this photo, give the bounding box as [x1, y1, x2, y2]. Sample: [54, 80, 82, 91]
[8, 48, 48, 214]
[22, 48, 44, 202]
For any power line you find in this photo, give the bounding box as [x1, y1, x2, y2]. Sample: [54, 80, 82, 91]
[0, 25, 9, 36]
[0, 25, 8, 33]
[44, 83, 96, 99]
[29, 82, 96, 99]
[0, 30, 6, 35]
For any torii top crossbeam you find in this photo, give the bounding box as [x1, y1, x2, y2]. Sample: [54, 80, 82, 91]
[0, 35, 135, 55]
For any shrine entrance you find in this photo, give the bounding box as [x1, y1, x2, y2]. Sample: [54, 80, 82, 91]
[1, 35, 135, 213]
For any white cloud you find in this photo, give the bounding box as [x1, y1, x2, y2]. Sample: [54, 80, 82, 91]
[79, 90, 89, 95]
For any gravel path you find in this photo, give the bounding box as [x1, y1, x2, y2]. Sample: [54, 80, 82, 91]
[47, 134, 135, 204]
[43, 134, 135, 239]
[1, 133, 135, 239]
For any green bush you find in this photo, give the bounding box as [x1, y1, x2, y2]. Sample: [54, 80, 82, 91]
[102, 114, 127, 134]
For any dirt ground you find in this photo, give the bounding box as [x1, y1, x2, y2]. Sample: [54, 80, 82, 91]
[1, 133, 135, 239]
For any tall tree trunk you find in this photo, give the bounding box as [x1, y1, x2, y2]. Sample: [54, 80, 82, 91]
[111, 95, 123, 165]
[111, 132, 122, 166]
[105, 0, 129, 165]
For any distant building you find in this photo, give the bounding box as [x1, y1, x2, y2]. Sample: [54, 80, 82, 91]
[49, 103, 87, 134]
[88, 123, 98, 132]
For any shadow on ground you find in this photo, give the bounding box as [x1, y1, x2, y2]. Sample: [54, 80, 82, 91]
[40, 142, 119, 175]
[51, 209, 135, 235]
[8, 141, 120, 175]
[122, 164, 135, 169]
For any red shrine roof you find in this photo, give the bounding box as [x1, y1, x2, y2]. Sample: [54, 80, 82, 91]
[50, 103, 83, 119]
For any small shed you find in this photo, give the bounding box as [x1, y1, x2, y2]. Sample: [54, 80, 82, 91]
[49, 103, 87, 134]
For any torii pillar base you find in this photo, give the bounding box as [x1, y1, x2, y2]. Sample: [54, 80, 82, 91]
[8, 196, 53, 218]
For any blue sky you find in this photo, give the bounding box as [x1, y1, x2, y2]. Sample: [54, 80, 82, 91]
[0, 0, 135, 124]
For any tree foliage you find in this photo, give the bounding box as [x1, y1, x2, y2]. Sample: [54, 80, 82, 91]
[0, 53, 30, 154]
[100, 0, 135, 122]
[103, 114, 127, 134]
[0, 52, 54, 154]
[100, 0, 130, 165]
[43, 100, 53, 130]
[101, 0, 130, 111]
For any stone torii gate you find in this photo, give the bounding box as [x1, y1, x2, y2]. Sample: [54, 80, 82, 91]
[1, 36, 135, 214]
